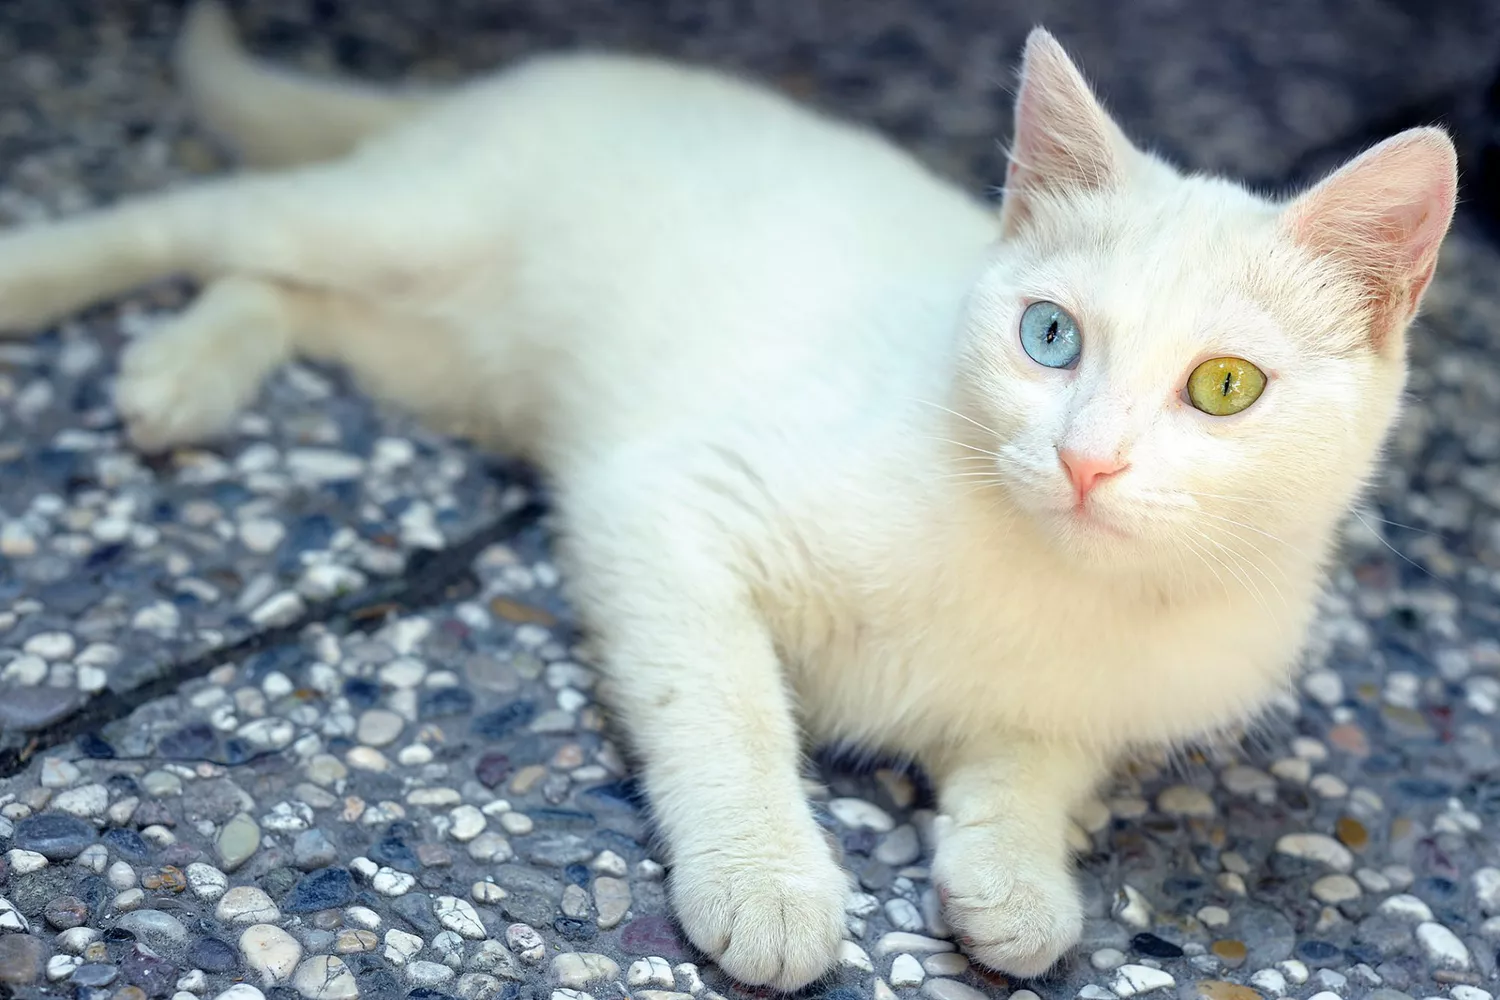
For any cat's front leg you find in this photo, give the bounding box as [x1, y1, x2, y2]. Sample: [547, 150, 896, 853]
[925, 737, 1108, 978]
[568, 510, 848, 991]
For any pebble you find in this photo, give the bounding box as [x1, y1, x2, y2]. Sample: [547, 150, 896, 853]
[240, 924, 303, 986]
[285, 867, 355, 912]
[507, 923, 547, 963]
[1276, 833, 1354, 871]
[24, 631, 76, 660]
[292, 955, 359, 1000]
[383, 929, 424, 965]
[1336, 816, 1369, 849]
[1312, 874, 1362, 903]
[6, 847, 47, 874]
[1115, 884, 1154, 929]
[406, 961, 456, 986]
[372, 867, 416, 896]
[674, 963, 704, 994]
[628, 957, 676, 987]
[885, 897, 925, 933]
[213, 988, 266, 1000]
[356, 709, 404, 747]
[217, 813, 261, 871]
[1416, 922, 1471, 969]
[876, 932, 954, 956]
[435, 895, 487, 938]
[594, 876, 631, 929]
[1250, 969, 1288, 996]
[334, 929, 379, 954]
[1211, 940, 1248, 967]
[552, 953, 620, 988]
[449, 804, 487, 842]
[838, 942, 874, 972]
[473, 881, 507, 904]
[922, 952, 969, 976]
[0, 933, 48, 985]
[1381, 894, 1436, 921]
[114, 909, 189, 948]
[890, 953, 925, 987]
[1474, 867, 1500, 914]
[1157, 785, 1216, 818]
[1113, 964, 1177, 997]
[39, 757, 81, 788]
[828, 797, 895, 832]
[875, 825, 922, 866]
[14, 812, 96, 859]
[1196, 906, 1231, 929]
[46, 954, 80, 982]
[921, 979, 990, 1000]
[217, 886, 281, 923]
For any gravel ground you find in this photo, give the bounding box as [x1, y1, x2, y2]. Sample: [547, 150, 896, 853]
[2, 3, 1500, 1000]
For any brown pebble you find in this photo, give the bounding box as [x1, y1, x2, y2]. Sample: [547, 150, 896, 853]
[114, 987, 148, 1000]
[417, 843, 453, 867]
[1336, 816, 1369, 851]
[1195, 980, 1260, 1000]
[1210, 939, 1248, 968]
[1327, 723, 1369, 757]
[489, 596, 557, 626]
[551, 744, 585, 769]
[141, 866, 186, 893]
[335, 929, 379, 953]
[83, 943, 109, 963]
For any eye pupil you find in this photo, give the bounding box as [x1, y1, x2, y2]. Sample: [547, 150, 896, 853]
[1220, 372, 1232, 396]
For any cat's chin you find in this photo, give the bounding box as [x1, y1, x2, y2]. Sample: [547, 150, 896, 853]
[1034, 503, 1145, 568]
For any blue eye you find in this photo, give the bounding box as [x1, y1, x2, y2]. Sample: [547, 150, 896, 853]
[1019, 301, 1082, 370]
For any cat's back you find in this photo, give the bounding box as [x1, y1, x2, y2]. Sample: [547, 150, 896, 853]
[351, 52, 995, 460]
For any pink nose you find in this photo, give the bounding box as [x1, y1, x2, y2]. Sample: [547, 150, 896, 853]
[1059, 449, 1127, 504]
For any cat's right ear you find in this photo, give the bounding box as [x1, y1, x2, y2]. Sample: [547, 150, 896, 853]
[1000, 29, 1132, 238]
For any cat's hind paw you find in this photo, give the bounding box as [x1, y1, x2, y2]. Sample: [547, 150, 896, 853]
[670, 831, 848, 991]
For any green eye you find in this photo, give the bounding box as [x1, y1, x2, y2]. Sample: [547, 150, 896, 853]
[1187, 357, 1266, 416]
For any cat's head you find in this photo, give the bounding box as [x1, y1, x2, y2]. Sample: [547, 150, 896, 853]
[955, 29, 1457, 584]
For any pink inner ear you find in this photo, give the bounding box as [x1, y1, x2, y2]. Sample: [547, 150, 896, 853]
[1287, 128, 1457, 347]
[1001, 30, 1128, 236]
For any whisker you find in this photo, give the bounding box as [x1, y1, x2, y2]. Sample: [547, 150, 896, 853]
[908, 397, 1004, 439]
[1350, 509, 1433, 578]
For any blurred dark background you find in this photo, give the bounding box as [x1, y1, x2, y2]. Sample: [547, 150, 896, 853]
[1, 0, 1498, 236]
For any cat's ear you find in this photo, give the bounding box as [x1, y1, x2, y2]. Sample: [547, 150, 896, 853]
[999, 29, 1133, 238]
[1283, 127, 1458, 351]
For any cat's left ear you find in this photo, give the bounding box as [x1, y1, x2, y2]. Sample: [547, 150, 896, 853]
[1282, 127, 1458, 351]
[1000, 29, 1134, 238]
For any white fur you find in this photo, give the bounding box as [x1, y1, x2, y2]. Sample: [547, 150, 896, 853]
[0, 3, 1457, 988]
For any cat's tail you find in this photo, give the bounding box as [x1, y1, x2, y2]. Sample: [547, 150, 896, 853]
[176, 0, 438, 169]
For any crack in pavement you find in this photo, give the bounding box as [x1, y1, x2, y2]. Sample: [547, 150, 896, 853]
[0, 498, 549, 779]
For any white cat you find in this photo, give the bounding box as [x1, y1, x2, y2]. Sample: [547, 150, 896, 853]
[0, 2, 1455, 989]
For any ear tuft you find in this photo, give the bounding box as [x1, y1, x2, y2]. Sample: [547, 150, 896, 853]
[1284, 126, 1457, 350]
[1000, 29, 1132, 237]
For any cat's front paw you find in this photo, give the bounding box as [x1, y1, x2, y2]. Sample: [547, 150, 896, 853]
[670, 828, 847, 991]
[930, 817, 1082, 978]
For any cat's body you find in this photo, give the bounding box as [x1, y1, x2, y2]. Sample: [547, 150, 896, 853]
[0, 3, 1456, 989]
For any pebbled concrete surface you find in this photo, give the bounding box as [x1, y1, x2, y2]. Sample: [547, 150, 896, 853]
[1, 3, 1500, 1000]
